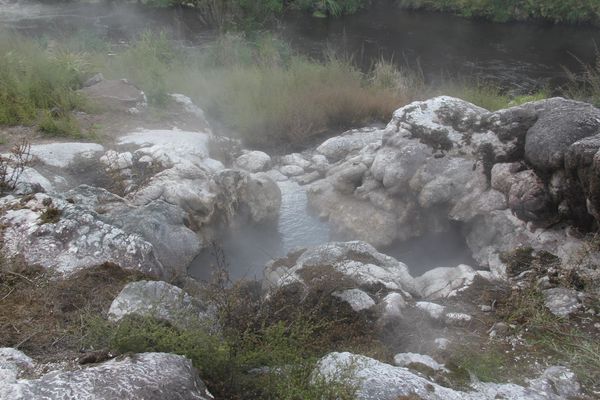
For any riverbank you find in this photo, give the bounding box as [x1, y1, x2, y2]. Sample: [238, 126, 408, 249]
[1, 30, 583, 151]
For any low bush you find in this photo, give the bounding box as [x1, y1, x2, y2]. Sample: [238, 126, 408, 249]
[82, 266, 366, 399]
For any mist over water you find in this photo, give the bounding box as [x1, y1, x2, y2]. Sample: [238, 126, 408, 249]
[190, 180, 331, 281]
[2, 1, 593, 279]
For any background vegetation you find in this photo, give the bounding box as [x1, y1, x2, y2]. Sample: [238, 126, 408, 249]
[397, 0, 600, 24]
[1, 27, 598, 147]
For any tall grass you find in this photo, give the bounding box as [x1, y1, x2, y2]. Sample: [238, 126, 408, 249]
[98, 32, 413, 148]
[0, 33, 89, 134]
[565, 47, 600, 107]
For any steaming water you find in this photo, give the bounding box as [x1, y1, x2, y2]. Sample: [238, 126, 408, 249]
[189, 180, 330, 281]
[189, 179, 476, 280]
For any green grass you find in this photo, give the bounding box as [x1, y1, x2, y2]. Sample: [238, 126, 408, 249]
[0, 33, 91, 136]
[565, 47, 600, 107]
[500, 285, 600, 392]
[441, 81, 548, 111]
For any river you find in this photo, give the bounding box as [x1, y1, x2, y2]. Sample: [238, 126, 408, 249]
[2, 1, 600, 91]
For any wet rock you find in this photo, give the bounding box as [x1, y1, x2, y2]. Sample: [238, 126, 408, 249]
[264, 241, 417, 295]
[315, 352, 570, 400]
[234, 150, 272, 172]
[542, 288, 582, 317]
[490, 162, 524, 194]
[564, 133, 600, 228]
[524, 98, 600, 172]
[1, 353, 213, 400]
[310, 154, 330, 173]
[108, 280, 210, 330]
[294, 171, 320, 185]
[80, 78, 147, 113]
[306, 182, 397, 247]
[332, 289, 376, 312]
[214, 169, 281, 224]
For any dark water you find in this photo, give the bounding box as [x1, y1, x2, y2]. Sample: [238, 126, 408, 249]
[280, 4, 600, 91]
[2, 1, 600, 91]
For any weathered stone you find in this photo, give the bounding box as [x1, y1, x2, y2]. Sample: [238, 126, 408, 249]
[30, 143, 105, 169]
[507, 169, 554, 223]
[264, 241, 417, 295]
[332, 289, 376, 312]
[315, 352, 572, 400]
[393, 353, 446, 372]
[234, 150, 272, 172]
[281, 153, 311, 169]
[279, 165, 305, 177]
[0, 193, 165, 279]
[1, 353, 213, 400]
[542, 288, 582, 317]
[80, 79, 147, 113]
[524, 98, 600, 172]
[316, 127, 383, 162]
[414, 264, 478, 299]
[108, 280, 210, 329]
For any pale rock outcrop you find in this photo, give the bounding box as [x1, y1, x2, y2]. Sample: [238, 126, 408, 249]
[332, 289, 376, 312]
[414, 264, 478, 299]
[30, 142, 104, 169]
[393, 352, 446, 372]
[234, 150, 272, 172]
[315, 352, 580, 400]
[0, 353, 213, 400]
[264, 241, 417, 295]
[108, 280, 212, 330]
[316, 127, 383, 162]
[542, 288, 583, 317]
[0, 193, 165, 278]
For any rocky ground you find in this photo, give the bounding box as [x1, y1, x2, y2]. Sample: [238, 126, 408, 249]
[1, 77, 599, 399]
